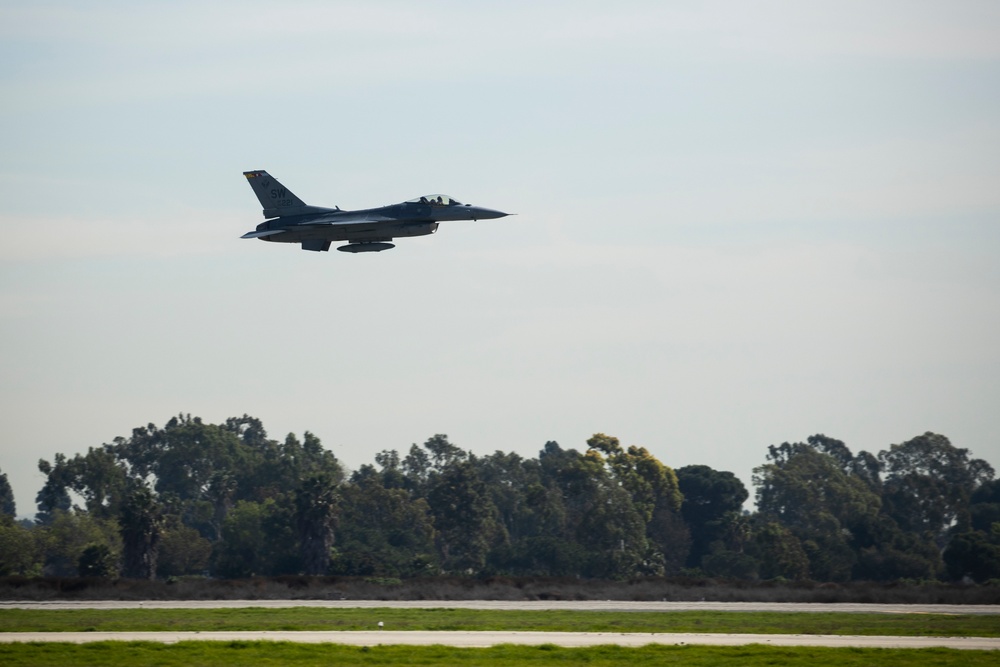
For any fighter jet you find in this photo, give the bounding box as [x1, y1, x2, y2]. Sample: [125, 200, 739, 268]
[241, 170, 510, 253]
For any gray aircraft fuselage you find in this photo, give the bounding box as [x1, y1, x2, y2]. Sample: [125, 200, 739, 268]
[241, 170, 509, 253]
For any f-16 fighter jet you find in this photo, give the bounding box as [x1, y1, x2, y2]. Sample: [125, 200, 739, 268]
[241, 170, 510, 253]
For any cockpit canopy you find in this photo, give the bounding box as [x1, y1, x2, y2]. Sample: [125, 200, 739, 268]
[407, 194, 462, 206]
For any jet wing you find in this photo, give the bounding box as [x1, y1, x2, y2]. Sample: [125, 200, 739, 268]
[297, 213, 395, 226]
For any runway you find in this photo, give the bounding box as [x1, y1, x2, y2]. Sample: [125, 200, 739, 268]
[0, 629, 998, 649]
[3, 599, 998, 614]
[4, 600, 996, 650]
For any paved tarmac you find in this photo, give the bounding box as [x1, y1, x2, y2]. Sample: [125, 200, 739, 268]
[4, 600, 996, 649]
[2, 599, 998, 614]
[0, 630, 998, 649]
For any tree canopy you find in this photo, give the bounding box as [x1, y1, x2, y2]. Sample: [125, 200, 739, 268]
[5, 416, 995, 583]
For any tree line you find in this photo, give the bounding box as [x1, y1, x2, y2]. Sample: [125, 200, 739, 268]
[1, 414, 998, 583]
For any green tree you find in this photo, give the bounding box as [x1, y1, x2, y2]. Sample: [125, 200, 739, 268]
[202, 471, 236, 542]
[273, 432, 345, 492]
[212, 500, 271, 578]
[109, 415, 345, 518]
[423, 433, 468, 468]
[700, 549, 759, 579]
[103, 415, 341, 535]
[372, 449, 407, 490]
[401, 443, 433, 494]
[808, 434, 882, 491]
[588, 434, 682, 519]
[223, 414, 270, 450]
[749, 520, 808, 580]
[477, 451, 531, 545]
[78, 543, 118, 578]
[478, 445, 574, 575]
[535, 439, 648, 579]
[35, 456, 72, 525]
[851, 513, 943, 581]
[38, 446, 132, 520]
[119, 485, 163, 579]
[855, 542, 941, 581]
[426, 458, 502, 573]
[970, 480, 1000, 533]
[943, 528, 1000, 583]
[754, 438, 881, 581]
[295, 473, 339, 575]
[676, 465, 748, 569]
[879, 432, 994, 546]
[806, 435, 944, 581]
[118, 415, 254, 503]
[158, 522, 212, 577]
[586, 434, 687, 575]
[0, 468, 15, 517]
[29, 414, 361, 579]
[0, 516, 43, 576]
[333, 475, 437, 577]
[37, 510, 120, 576]
[259, 495, 301, 575]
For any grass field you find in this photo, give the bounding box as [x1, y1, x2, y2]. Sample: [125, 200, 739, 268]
[2, 608, 998, 636]
[0, 641, 997, 667]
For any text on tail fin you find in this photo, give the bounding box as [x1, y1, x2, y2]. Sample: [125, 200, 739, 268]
[243, 169, 308, 216]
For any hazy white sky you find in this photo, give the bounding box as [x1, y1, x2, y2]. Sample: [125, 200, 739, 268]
[2, 1, 999, 517]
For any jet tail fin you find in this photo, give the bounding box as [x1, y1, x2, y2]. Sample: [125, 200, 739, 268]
[244, 170, 311, 218]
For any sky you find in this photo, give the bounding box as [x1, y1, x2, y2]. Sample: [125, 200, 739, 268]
[2, 1, 999, 518]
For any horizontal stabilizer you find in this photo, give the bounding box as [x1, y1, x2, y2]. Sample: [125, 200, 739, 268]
[240, 229, 286, 239]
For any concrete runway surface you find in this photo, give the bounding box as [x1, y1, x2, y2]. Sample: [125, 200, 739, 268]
[2, 600, 998, 614]
[3, 600, 997, 649]
[0, 630, 998, 649]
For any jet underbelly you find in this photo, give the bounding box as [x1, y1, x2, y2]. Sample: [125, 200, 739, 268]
[273, 221, 438, 244]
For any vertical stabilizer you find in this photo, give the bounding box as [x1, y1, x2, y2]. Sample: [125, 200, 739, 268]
[243, 170, 307, 217]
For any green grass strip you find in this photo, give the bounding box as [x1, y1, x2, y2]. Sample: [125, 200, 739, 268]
[1, 608, 998, 636]
[0, 642, 998, 667]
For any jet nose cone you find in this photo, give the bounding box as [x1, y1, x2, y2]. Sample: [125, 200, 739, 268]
[471, 206, 509, 220]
